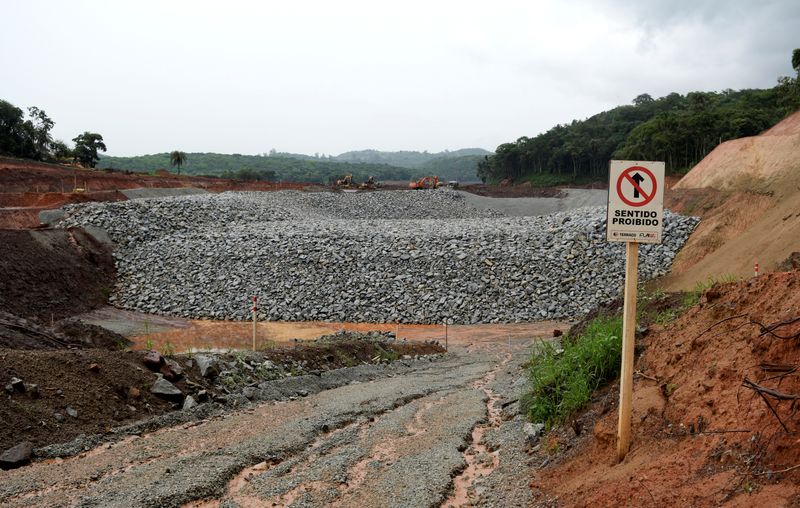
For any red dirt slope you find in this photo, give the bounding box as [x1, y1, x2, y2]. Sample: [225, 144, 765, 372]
[673, 110, 800, 192]
[531, 270, 800, 507]
[664, 111, 800, 289]
[0, 158, 312, 228]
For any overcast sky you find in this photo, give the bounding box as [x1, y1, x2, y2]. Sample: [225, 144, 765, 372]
[2, 0, 798, 156]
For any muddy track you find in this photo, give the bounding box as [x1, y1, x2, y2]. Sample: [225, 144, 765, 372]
[0, 344, 538, 507]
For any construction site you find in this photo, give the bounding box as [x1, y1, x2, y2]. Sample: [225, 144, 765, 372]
[1, 108, 800, 507]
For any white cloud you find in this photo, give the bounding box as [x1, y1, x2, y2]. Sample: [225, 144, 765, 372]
[1, 0, 797, 155]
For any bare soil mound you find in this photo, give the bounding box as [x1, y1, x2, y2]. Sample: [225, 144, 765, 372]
[663, 110, 800, 289]
[0, 337, 443, 454]
[0, 348, 192, 454]
[0, 311, 128, 350]
[0, 228, 115, 322]
[530, 270, 800, 506]
[674, 110, 800, 192]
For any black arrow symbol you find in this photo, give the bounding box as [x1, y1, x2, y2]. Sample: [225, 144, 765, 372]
[631, 172, 645, 198]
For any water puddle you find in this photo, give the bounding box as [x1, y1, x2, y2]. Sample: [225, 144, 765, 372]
[442, 355, 509, 507]
[121, 316, 566, 353]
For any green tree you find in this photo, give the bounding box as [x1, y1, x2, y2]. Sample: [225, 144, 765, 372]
[25, 106, 54, 159]
[72, 132, 107, 168]
[50, 140, 72, 161]
[0, 100, 27, 156]
[169, 150, 188, 175]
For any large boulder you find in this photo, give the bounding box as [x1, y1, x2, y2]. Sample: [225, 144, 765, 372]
[150, 376, 183, 402]
[195, 355, 220, 378]
[0, 441, 34, 470]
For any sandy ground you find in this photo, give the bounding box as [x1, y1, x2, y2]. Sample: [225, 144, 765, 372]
[77, 306, 568, 352]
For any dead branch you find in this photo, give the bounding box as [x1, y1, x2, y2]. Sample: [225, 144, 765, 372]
[753, 316, 800, 340]
[699, 429, 752, 435]
[759, 362, 797, 372]
[634, 370, 658, 381]
[742, 378, 800, 400]
[744, 463, 800, 476]
[634, 477, 656, 505]
[691, 314, 749, 342]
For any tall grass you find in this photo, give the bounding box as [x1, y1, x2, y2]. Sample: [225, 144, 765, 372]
[522, 315, 622, 427]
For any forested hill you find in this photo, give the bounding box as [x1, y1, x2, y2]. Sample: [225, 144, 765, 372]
[99, 148, 489, 183]
[479, 50, 800, 185]
[332, 148, 490, 167]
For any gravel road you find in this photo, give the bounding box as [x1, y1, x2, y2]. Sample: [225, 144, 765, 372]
[0, 340, 544, 508]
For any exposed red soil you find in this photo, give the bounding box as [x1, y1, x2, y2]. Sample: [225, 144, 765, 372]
[674, 110, 800, 192]
[0, 228, 116, 323]
[128, 319, 568, 353]
[661, 110, 800, 290]
[0, 157, 310, 194]
[530, 270, 800, 507]
[0, 157, 313, 228]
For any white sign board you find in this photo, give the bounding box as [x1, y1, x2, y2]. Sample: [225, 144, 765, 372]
[606, 160, 665, 244]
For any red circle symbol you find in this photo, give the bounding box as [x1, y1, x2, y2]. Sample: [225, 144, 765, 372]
[616, 166, 657, 207]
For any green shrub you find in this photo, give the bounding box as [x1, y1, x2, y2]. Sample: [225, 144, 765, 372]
[522, 315, 622, 427]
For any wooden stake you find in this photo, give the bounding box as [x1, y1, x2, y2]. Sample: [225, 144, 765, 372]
[444, 321, 448, 351]
[617, 241, 639, 462]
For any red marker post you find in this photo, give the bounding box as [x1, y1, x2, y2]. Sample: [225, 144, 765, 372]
[251, 296, 258, 351]
[755, 262, 759, 277]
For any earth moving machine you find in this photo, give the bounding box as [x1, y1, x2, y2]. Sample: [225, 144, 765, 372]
[409, 175, 441, 189]
[335, 174, 380, 190]
[335, 174, 354, 187]
[359, 176, 379, 190]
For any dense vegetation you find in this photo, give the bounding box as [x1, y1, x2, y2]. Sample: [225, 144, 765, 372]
[98, 152, 416, 183]
[0, 99, 105, 166]
[98, 149, 488, 183]
[522, 315, 622, 427]
[479, 49, 800, 185]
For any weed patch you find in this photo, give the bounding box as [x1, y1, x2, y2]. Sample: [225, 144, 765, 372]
[522, 315, 622, 427]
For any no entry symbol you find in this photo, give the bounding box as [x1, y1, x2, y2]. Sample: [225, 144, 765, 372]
[616, 166, 657, 207]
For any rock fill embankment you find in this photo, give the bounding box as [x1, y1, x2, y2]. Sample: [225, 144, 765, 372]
[60, 190, 698, 324]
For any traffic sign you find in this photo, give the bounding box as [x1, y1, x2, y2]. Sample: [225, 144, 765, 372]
[606, 160, 665, 244]
[605, 160, 665, 463]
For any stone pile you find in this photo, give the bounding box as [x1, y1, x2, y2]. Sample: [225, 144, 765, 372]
[59, 190, 699, 324]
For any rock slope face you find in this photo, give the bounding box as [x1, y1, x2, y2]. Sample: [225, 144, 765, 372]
[60, 190, 698, 324]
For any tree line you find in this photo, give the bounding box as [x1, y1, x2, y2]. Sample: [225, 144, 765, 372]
[0, 99, 107, 167]
[478, 49, 800, 185]
[98, 152, 417, 184]
[98, 151, 486, 183]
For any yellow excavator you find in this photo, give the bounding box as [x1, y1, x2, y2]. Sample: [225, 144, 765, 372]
[335, 174, 355, 188]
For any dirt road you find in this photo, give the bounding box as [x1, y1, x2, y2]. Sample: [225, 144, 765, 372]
[1, 341, 543, 507]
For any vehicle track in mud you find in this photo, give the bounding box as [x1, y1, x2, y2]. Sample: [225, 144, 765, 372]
[1, 339, 543, 508]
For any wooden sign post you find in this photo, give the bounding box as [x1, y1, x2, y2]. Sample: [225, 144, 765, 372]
[607, 160, 665, 462]
[617, 241, 639, 461]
